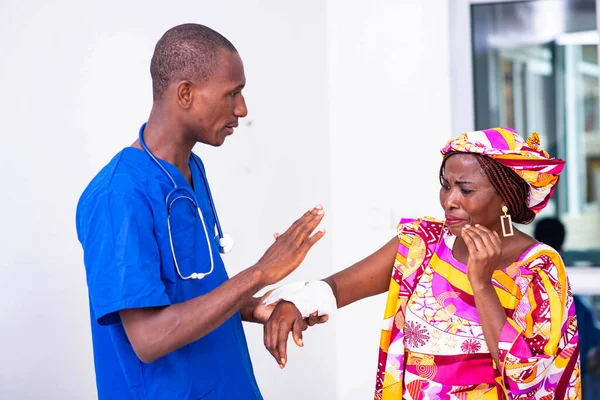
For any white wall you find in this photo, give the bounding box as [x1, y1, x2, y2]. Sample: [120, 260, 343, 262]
[0, 1, 452, 399]
[327, 1, 452, 398]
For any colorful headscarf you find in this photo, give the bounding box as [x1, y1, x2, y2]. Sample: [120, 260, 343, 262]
[440, 127, 565, 213]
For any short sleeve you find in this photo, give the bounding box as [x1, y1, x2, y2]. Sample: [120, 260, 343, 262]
[496, 250, 580, 398]
[77, 186, 170, 325]
[395, 217, 442, 278]
[395, 218, 420, 259]
[384, 216, 445, 319]
[376, 216, 445, 397]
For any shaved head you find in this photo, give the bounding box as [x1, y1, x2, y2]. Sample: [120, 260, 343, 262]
[150, 23, 237, 100]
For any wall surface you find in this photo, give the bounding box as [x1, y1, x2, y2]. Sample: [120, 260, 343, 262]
[327, 1, 452, 398]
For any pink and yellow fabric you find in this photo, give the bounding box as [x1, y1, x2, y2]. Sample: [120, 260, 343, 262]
[440, 127, 565, 213]
[374, 217, 581, 399]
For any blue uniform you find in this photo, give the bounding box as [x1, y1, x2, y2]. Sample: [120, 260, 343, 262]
[76, 146, 263, 399]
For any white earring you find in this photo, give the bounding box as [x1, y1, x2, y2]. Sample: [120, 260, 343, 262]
[501, 205, 514, 237]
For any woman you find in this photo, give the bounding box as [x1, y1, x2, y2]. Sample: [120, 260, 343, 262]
[263, 128, 580, 399]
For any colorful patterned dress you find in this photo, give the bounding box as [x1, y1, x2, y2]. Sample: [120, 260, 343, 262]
[374, 217, 581, 399]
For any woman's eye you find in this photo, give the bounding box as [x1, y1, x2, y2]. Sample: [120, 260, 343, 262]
[441, 184, 450, 190]
[461, 188, 474, 194]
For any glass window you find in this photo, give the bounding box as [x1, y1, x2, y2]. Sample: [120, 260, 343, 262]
[471, 2, 600, 395]
[471, 0, 599, 260]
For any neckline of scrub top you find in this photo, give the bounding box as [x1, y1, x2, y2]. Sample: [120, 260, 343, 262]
[122, 146, 197, 191]
[121, 147, 216, 229]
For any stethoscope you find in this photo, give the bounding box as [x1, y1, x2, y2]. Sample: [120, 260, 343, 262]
[138, 124, 234, 280]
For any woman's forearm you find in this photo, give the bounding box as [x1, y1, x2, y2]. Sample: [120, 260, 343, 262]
[324, 236, 398, 308]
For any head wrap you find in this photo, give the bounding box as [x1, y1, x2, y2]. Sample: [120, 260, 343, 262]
[440, 127, 565, 213]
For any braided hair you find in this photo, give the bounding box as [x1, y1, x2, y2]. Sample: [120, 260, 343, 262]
[440, 152, 535, 224]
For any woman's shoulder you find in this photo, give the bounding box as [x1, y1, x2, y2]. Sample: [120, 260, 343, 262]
[397, 216, 444, 230]
[517, 240, 566, 275]
[396, 216, 447, 243]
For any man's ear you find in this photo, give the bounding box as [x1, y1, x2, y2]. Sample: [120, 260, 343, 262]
[176, 80, 193, 109]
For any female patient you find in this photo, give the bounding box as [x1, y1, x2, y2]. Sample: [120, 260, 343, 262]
[264, 128, 580, 399]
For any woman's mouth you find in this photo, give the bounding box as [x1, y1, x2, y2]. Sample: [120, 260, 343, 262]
[445, 215, 466, 226]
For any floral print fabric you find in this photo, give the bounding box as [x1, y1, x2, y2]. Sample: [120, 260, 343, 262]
[374, 217, 581, 399]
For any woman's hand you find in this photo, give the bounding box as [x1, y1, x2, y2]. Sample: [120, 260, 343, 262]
[461, 224, 502, 290]
[263, 301, 328, 369]
[248, 289, 278, 325]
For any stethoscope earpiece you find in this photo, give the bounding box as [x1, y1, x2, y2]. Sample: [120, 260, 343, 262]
[218, 233, 234, 254]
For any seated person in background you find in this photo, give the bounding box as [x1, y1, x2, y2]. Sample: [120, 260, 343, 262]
[264, 128, 580, 399]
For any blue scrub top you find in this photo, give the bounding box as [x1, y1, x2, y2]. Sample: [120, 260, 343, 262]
[76, 146, 263, 400]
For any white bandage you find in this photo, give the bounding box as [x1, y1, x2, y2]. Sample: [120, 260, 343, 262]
[262, 280, 337, 318]
[262, 281, 308, 307]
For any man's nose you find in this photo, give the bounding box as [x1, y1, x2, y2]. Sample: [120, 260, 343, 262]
[235, 95, 248, 118]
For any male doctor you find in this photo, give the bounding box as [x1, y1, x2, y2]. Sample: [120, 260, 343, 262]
[76, 23, 325, 399]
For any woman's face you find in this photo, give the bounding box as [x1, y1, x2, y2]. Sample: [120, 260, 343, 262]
[439, 154, 505, 236]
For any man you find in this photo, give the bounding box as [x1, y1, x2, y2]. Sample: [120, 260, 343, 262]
[76, 23, 325, 399]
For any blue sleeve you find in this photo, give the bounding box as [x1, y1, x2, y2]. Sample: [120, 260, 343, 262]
[79, 186, 170, 326]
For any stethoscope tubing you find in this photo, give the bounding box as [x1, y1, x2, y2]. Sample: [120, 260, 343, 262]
[138, 123, 227, 280]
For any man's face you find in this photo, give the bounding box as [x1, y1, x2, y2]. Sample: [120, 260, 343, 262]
[187, 50, 248, 146]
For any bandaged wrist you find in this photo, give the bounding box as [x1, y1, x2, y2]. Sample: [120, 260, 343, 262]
[263, 280, 337, 318]
[261, 281, 308, 306]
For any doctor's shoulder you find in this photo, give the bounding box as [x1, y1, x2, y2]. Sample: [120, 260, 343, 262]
[76, 150, 154, 232]
[78, 149, 144, 197]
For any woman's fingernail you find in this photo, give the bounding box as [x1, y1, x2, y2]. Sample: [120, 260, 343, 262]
[317, 209, 324, 215]
[315, 204, 322, 209]
[475, 224, 480, 227]
[298, 339, 304, 346]
[465, 224, 471, 228]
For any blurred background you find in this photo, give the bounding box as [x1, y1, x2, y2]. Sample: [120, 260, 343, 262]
[1, 0, 598, 399]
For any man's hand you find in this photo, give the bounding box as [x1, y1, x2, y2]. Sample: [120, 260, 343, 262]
[120, 205, 326, 363]
[263, 301, 328, 369]
[254, 205, 326, 285]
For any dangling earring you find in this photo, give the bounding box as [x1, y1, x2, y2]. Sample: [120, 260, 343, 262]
[501, 205, 514, 237]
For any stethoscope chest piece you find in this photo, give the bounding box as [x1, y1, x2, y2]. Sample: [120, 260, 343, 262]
[218, 233, 234, 254]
